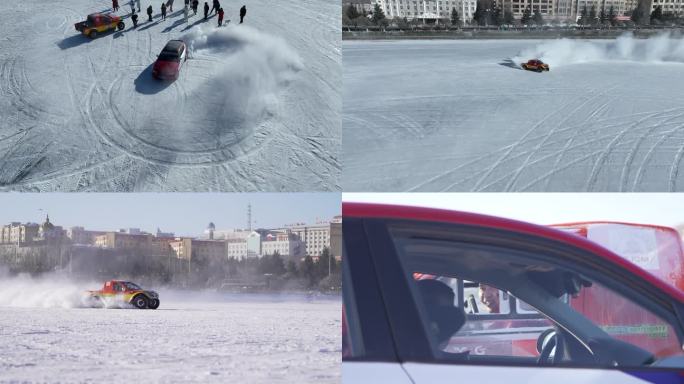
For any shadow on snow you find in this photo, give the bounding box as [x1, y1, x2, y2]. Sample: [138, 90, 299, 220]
[134, 63, 174, 94]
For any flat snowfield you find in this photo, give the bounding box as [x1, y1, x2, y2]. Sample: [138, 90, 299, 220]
[0, 0, 340, 191]
[344, 36, 684, 192]
[0, 295, 341, 383]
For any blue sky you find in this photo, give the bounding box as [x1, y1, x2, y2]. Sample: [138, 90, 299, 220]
[0, 193, 341, 236]
[345, 193, 684, 229]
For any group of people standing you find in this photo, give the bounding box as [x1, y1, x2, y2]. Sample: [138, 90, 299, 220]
[111, 0, 247, 28]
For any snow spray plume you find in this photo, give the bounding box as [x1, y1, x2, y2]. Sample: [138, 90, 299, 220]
[0, 270, 95, 309]
[181, 25, 303, 128]
[512, 32, 684, 68]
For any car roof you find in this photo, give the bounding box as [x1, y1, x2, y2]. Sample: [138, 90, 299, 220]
[343, 202, 684, 304]
[162, 40, 186, 54]
[553, 220, 679, 234]
[88, 13, 112, 18]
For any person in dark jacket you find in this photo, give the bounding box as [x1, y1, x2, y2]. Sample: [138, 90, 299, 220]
[203, 1, 209, 19]
[239, 5, 246, 23]
[131, 11, 139, 27]
[210, 0, 220, 15]
[217, 7, 224, 26]
[161, 2, 167, 20]
[147, 5, 153, 21]
[166, 0, 174, 12]
[192, 0, 199, 15]
[112, 0, 120, 11]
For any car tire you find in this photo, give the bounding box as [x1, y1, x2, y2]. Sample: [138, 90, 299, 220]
[132, 294, 148, 309]
[89, 30, 97, 39]
[148, 299, 160, 309]
[118, 22, 125, 30]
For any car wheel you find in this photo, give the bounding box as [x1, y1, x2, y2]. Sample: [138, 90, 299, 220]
[148, 299, 160, 309]
[132, 294, 148, 309]
[89, 30, 97, 39]
[118, 22, 125, 30]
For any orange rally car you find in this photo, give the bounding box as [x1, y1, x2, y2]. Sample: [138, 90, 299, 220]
[521, 59, 550, 72]
[74, 13, 125, 39]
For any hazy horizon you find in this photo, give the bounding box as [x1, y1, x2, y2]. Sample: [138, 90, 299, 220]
[0, 193, 341, 237]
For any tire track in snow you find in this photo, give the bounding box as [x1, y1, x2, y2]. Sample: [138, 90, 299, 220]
[632, 113, 684, 191]
[406, 100, 652, 192]
[86, 73, 278, 167]
[669, 140, 684, 191]
[584, 109, 677, 191]
[620, 108, 684, 191]
[502, 86, 617, 192]
[541, 94, 613, 190]
[471, 98, 583, 191]
[429, 114, 675, 192]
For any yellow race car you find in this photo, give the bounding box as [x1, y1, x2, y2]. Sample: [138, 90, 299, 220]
[521, 59, 550, 72]
[74, 13, 125, 39]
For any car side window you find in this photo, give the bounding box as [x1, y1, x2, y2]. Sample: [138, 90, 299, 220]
[412, 274, 553, 358]
[388, 222, 684, 369]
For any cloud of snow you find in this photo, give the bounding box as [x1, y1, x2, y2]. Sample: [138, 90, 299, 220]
[0, 269, 92, 309]
[512, 33, 684, 67]
[181, 24, 304, 127]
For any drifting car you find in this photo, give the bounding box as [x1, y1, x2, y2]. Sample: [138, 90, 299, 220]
[84, 280, 160, 309]
[342, 203, 684, 384]
[521, 59, 550, 72]
[152, 40, 188, 80]
[74, 13, 125, 39]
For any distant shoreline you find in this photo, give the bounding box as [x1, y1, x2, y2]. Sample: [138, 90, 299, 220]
[342, 27, 684, 40]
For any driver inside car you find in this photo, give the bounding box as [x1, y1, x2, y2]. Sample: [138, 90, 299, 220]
[416, 279, 468, 356]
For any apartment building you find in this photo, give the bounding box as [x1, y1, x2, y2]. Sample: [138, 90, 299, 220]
[375, 0, 478, 23]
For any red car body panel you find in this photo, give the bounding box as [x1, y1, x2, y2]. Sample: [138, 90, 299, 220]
[153, 60, 180, 80]
[343, 203, 684, 306]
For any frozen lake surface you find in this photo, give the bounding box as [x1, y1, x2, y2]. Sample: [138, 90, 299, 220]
[0, 292, 341, 383]
[343, 36, 684, 192]
[0, 0, 340, 191]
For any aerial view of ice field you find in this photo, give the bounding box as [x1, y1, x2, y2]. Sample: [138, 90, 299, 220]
[0, 0, 340, 191]
[343, 34, 684, 192]
[0, 275, 341, 383]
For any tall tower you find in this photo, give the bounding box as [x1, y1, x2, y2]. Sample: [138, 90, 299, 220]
[207, 222, 215, 240]
[247, 203, 252, 231]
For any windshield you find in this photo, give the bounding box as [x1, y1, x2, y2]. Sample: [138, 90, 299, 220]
[124, 282, 142, 290]
[158, 52, 180, 62]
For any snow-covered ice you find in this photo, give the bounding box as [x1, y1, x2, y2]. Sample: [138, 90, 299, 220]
[0, 0, 340, 191]
[0, 277, 341, 382]
[343, 35, 684, 192]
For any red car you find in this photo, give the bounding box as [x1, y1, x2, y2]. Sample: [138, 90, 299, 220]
[521, 59, 550, 72]
[84, 280, 160, 309]
[152, 40, 188, 80]
[342, 203, 684, 384]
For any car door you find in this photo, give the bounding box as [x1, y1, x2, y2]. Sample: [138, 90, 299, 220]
[346, 215, 684, 384]
[342, 218, 413, 384]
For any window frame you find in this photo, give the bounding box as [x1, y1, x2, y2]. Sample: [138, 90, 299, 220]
[358, 217, 684, 369]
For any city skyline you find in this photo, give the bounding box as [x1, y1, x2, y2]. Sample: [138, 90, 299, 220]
[0, 193, 341, 237]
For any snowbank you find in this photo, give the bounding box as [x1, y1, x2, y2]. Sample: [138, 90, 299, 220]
[512, 33, 684, 67]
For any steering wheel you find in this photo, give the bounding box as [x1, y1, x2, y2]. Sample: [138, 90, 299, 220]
[537, 329, 565, 365]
